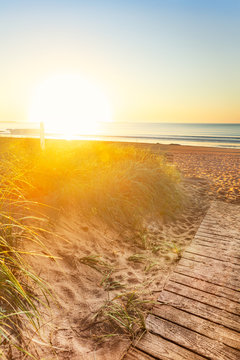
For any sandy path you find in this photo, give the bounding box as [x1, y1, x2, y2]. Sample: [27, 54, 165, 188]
[24, 174, 209, 359]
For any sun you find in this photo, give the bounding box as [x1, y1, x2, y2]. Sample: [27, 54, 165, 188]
[29, 74, 112, 136]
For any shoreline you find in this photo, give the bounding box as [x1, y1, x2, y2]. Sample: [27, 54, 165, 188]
[1, 134, 240, 151]
[114, 141, 240, 154]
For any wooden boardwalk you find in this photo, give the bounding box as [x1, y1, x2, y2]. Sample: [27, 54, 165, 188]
[124, 202, 240, 360]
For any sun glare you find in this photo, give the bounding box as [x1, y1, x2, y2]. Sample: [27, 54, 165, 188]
[29, 74, 112, 136]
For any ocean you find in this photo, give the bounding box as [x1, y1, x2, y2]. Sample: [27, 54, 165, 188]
[95, 122, 240, 149]
[1, 122, 240, 149]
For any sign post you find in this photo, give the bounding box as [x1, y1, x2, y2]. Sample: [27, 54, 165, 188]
[40, 121, 45, 150]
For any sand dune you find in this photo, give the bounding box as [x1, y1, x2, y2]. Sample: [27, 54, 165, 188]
[26, 175, 209, 359]
[7, 141, 239, 359]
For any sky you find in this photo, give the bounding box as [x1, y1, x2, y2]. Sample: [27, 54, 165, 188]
[0, 0, 239, 124]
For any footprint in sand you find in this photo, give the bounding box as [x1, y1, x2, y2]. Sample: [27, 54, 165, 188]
[127, 271, 134, 276]
[127, 277, 139, 284]
[115, 274, 124, 281]
[59, 285, 76, 301]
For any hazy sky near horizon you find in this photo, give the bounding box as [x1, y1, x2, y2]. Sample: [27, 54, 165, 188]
[0, 0, 240, 123]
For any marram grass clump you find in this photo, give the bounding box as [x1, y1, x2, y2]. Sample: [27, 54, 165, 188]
[83, 291, 154, 341]
[12, 139, 184, 227]
[0, 155, 50, 358]
[0, 138, 185, 355]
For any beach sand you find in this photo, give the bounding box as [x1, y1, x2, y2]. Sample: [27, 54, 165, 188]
[131, 143, 240, 203]
[10, 141, 239, 359]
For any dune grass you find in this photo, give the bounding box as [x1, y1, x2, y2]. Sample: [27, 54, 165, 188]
[0, 138, 184, 355]
[10, 139, 184, 228]
[0, 152, 50, 358]
[89, 291, 154, 341]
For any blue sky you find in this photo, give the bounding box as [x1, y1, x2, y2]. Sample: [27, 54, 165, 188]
[0, 0, 239, 122]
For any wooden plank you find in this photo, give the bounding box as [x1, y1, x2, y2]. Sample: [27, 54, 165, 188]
[195, 234, 240, 248]
[185, 247, 240, 264]
[146, 314, 240, 360]
[201, 219, 237, 226]
[201, 219, 220, 224]
[198, 234, 240, 243]
[194, 239, 236, 251]
[135, 332, 205, 360]
[197, 229, 234, 238]
[152, 304, 240, 349]
[178, 256, 240, 275]
[165, 281, 240, 315]
[194, 239, 239, 254]
[199, 226, 239, 237]
[197, 229, 240, 243]
[199, 217, 226, 223]
[182, 252, 240, 270]
[195, 232, 233, 241]
[180, 255, 240, 276]
[199, 219, 232, 226]
[185, 245, 240, 264]
[184, 250, 240, 267]
[200, 223, 240, 235]
[182, 251, 240, 268]
[193, 242, 240, 260]
[158, 290, 240, 331]
[199, 222, 231, 236]
[195, 234, 236, 246]
[176, 263, 240, 291]
[123, 347, 156, 360]
[178, 258, 240, 282]
[193, 242, 239, 256]
[199, 224, 240, 237]
[170, 272, 240, 303]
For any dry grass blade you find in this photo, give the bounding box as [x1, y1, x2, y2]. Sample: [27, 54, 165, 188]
[89, 291, 154, 341]
[79, 254, 113, 274]
[127, 254, 146, 263]
[100, 271, 125, 291]
[0, 154, 51, 358]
